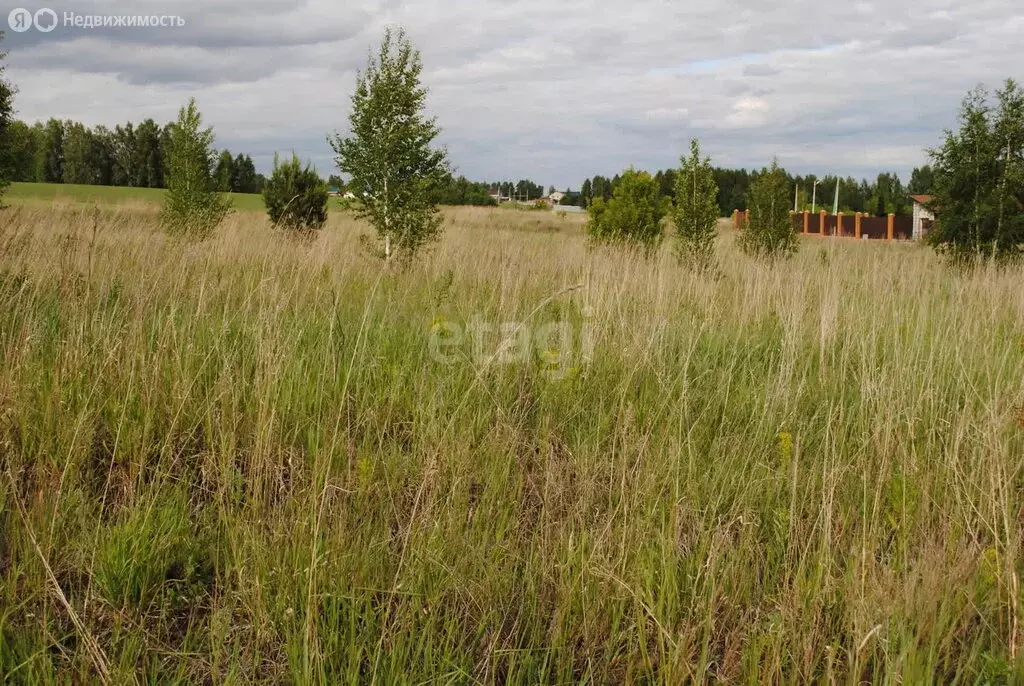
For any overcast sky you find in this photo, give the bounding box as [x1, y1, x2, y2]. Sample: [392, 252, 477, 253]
[4, 0, 1022, 189]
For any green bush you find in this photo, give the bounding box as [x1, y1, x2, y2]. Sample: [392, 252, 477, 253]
[263, 153, 329, 234]
[587, 169, 668, 253]
[740, 159, 798, 257]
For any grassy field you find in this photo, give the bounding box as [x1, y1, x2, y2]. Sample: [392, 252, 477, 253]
[3, 182, 360, 213]
[1, 203, 1022, 683]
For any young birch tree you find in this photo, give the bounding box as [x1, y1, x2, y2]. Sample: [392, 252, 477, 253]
[160, 98, 231, 240]
[672, 139, 720, 269]
[331, 27, 449, 262]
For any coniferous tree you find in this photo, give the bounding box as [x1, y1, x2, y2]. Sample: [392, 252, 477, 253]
[232, 153, 258, 193]
[587, 168, 668, 254]
[672, 139, 720, 269]
[263, 152, 329, 234]
[740, 159, 797, 257]
[928, 80, 1024, 263]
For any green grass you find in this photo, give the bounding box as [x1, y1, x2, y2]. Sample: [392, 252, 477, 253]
[4, 182, 354, 213]
[0, 204, 1022, 683]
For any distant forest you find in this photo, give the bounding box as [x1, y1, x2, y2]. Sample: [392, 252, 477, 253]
[4, 116, 934, 216]
[572, 165, 935, 217]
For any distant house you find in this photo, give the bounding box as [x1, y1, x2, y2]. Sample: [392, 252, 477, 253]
[327, 187, 342, 197]
[549, 191, 566, 205]
[343, 191, 357, 200]
[910, 195, 935, 240]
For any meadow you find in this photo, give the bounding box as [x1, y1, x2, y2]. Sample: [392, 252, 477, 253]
[1, 199, 1023, 684]
[4, 182, 356, 213]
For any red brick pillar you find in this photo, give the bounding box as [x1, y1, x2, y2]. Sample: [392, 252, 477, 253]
[744, 209, 751, 229]
[887, 213, 895, 241]
[855, 212, 862, 239]
[732, 209, 739, 230]
[820, 209, 827, 235]
[803, 211, 809, 234]
[836, 211, 844, 237]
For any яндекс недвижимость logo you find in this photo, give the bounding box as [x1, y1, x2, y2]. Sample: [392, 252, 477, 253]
[8, 8, 57, 33]
[7, 8, 184, 33]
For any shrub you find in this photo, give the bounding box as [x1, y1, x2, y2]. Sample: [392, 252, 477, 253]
[263, 153, 329, 234]
[587, 168, 667, 253]
[159, 98, 231, 240]
[740, 159, 798, 257]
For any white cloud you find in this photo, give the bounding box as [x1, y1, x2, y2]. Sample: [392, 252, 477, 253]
[725, 97, 770, 129]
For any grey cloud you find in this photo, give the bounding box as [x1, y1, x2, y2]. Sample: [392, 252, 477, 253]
[743, 64, 780, 77]
[3, 0, 1022, 188]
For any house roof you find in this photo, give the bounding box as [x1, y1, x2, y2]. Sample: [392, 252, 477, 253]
[909, 194, 933, 204]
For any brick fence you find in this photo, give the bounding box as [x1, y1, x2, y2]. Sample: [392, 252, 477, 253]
[732, 210, 914, 241]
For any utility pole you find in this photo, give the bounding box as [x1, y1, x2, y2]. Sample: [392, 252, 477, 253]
[794, 184, 799, 212]
[833, 179, 840, 216]
[812, 178, 821, 214]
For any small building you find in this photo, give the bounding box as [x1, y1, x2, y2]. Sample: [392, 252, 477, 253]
[910, 194, 935, 240]
[343, 191, 357, 200]
[549, 191, 566, 205]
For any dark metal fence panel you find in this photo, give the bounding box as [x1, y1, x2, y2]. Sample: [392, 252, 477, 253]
[860, 216, 888, 239]
[893, 217, 912, 240]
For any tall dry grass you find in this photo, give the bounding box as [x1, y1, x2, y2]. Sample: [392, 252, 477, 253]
[1, 203, 1023, 683]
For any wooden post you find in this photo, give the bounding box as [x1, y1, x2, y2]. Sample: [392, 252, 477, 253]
[855, 212, 862, 239]
[820, 209, 827, 235]
[803, 211, 809, 234]
[887, 213, 895, 241]
[836, 211, 844, 237]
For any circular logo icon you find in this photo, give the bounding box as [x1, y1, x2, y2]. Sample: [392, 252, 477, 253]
[34, 8, 59, 32]
[7, 7, 33, 32]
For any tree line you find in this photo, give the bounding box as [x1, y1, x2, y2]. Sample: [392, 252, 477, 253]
[574, 165, 936, 217]
[2, 116, 263, 194]
[429, 177, 545, 206]
[1, 114, 532, 210]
